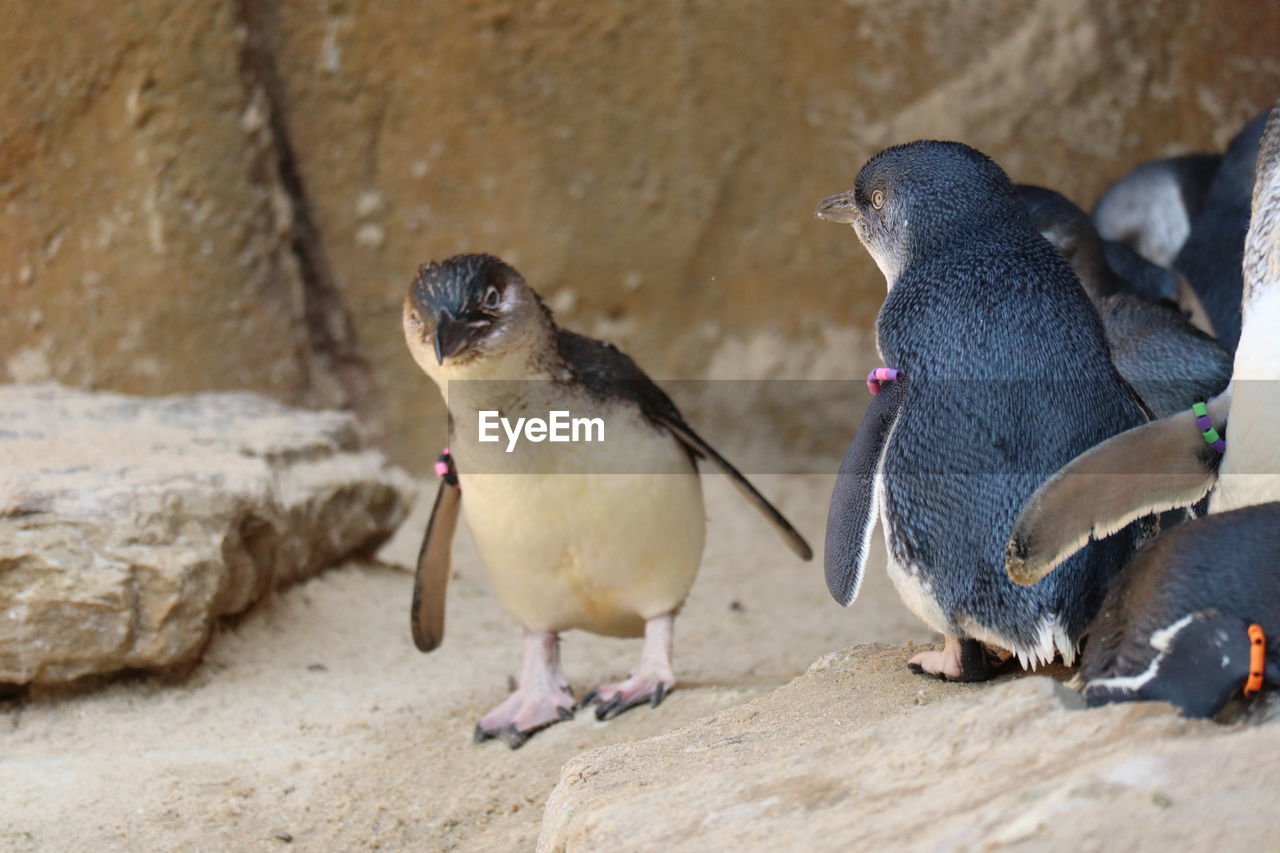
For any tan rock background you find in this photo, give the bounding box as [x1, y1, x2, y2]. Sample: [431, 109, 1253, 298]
[3, 0, 1279, 471]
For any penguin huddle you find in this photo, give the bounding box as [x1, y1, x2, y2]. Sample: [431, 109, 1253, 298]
[403, 102, 1280, 746]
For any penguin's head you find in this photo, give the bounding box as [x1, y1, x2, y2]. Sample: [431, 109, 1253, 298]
[404, 253, 551, 376]
[816, 140, 1024, 286]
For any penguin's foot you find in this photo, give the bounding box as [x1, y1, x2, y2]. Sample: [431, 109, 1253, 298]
[908, 636, 1005, 682]
[474, 686, 576, 748]
[583, 612, 677, 721]
[582, 672, 675, 720]
[474, 629, 574, 749]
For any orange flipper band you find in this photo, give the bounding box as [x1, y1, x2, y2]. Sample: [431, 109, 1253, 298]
[1245, 624, 1266, 697]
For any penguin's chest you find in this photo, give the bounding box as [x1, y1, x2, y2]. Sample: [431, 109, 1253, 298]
[1214, 287, 1280, 512]
[454, 405, 706, 637]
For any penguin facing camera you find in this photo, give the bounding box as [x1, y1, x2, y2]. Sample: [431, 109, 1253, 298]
[402, 253, 811, 748]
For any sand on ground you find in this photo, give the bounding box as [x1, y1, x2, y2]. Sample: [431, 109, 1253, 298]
[0, 474, 928, 852]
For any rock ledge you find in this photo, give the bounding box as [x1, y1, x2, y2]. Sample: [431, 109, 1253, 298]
[0, 384, 412, 685]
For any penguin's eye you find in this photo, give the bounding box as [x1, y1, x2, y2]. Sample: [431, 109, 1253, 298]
[482, 286, 501, 309]
[409, 310, 422, 326]
[871, 190, 885, 210]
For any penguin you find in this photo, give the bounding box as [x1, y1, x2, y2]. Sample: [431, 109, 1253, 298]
[815, 140, 1149, 681]
[1005, 101, 1280, 587]
[1077, 501, 1280, 719]
[1172, 111, 1270, 353]
[402, 253, 812, 748]
[1017, 184, 1232, 419]
[1093, 153, 1220, 268]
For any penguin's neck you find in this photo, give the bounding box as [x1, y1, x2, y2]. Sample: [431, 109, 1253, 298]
[430, 319, 565, 411]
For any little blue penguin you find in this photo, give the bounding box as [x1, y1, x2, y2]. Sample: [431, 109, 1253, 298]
[1005, 101, 1280, 585]
[1079, 501, 1280, 719]
[1172, 110, 1269, 352]
[402, 253, 811, 747]
[815, 141, 1149, 680]
[1093, 152, 1220, 268]
[1017, 184, 1232, 419]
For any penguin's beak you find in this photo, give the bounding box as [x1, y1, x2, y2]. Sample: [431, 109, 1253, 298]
[815, 190, 860, 224]
[433, 310, 475, 365]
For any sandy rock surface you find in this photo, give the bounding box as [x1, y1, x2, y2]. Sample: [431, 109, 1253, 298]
[539, 646, 1279, 852]
[0, 473, 927, 850]
[0, 384, 410, 686]
[5, 466, 1277, 851]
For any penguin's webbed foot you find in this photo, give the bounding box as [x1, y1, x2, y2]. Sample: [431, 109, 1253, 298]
[474, 686, 576, 749]
[581, 673, 675, 721]
[584, 613, 678, 721]
[908, 637, 1007, 683]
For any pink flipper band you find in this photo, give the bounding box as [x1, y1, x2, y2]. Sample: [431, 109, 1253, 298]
[866, 367, 900, 395]
[435, 447, 459, 487]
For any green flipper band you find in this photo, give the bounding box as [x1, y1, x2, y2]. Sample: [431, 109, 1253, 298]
[1191, 399, 1225, 453]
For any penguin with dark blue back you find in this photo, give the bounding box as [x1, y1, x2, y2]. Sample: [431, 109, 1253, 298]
[1016, 184, 1232, 420]
[817, 141, 1150, 680]
[1006, 101, 1280, 719]
[1172, 111, 1269, 353]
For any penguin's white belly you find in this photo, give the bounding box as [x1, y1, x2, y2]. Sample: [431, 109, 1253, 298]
[1213, 286, 1280, 512]
[881, 545, 951, 636]
[458, 424, 705, 637]
[876, 470, 1075, 668]
[875, 467, 952, 636]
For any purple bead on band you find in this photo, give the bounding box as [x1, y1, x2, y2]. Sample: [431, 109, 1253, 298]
[867, 367, 900, 395]
[1191, 400, 1225, 453]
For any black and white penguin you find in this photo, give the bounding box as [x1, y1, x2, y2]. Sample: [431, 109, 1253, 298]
[1079, 502, 1280, 718]
[816, 141, 1149, 680]
[402, 253, 811, 747]
[1017, 184, 1232, 419]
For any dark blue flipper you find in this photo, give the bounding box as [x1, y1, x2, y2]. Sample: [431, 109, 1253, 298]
[824, 378, 906, 606]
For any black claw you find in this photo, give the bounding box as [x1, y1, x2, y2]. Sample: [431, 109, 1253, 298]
[907, 662, 924, 675]
[557, 705, 575, 721]
[595, 695, 622, 721]
[651, 682, 668, 708]
[499, 725, 530, 750]
[473, 723, 492, 743]
[578, 689, 599, 709]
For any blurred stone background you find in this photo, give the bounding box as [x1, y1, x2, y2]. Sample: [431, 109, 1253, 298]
[3, 0, 1278, 472]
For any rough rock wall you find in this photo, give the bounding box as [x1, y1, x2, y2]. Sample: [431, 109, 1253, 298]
[3, 0, 1279, 470]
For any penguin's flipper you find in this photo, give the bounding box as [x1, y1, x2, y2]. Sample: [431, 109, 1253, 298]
[411, 479, 462, 652]
[823, 378, 905, 605]
[660, 417, 813, 561]
[553, 329, 812, 560]
[1084, 612, 1252, 719]
[1005, 391, 1230, 587]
